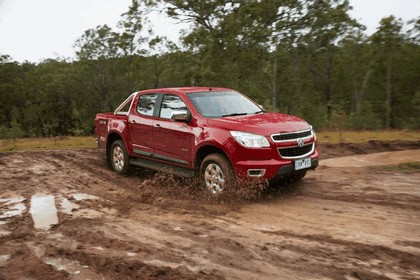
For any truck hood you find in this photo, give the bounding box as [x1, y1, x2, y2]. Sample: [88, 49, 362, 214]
[206, 112, 310, 136]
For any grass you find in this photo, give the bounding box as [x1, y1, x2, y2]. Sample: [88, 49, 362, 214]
[381, 162, 420, 174]
[0, 130, 419, 152]
[316, 130, 420, 144]
[0, 136, 96, 152]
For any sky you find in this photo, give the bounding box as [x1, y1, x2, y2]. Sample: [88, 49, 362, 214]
[0, 0, 419, 63]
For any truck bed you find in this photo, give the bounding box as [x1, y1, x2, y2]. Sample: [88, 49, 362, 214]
[95, 113, 129, 147]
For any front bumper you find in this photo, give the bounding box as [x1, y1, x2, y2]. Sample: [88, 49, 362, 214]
[275, 158, 318, 176]
[232, 150, 319, 182]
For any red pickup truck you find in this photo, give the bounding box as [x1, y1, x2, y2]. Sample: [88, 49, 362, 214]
[95, 87, 319, 195]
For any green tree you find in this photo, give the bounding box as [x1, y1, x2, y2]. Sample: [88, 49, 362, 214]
[370, 16, 404, 129]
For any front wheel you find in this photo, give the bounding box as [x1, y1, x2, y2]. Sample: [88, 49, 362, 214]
[110, 140, 130, 175]
[199, 153, 235, 195]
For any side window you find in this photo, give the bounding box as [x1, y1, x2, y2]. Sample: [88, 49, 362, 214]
[159, 95, 188, 119]
[137, 94, 157, 116]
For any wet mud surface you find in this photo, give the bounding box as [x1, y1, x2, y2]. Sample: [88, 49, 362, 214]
[0, 142, 419, 279]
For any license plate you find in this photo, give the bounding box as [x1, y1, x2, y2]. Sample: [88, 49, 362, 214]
[295, 158, 311, 170]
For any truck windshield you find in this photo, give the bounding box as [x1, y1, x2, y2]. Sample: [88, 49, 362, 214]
[188, 91, 263, 118]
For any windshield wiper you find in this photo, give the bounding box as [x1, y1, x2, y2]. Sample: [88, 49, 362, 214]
[254, 110, 266, 114]
[222, 112, 248, 117]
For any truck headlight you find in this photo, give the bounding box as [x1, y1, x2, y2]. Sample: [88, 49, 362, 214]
[230, 131, 270, 148]
[309, 125, 316, 140]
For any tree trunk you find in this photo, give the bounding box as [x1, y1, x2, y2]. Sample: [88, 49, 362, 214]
[325, 51, 333, 122]
[385, 64, 392, 129]
[355, 67, 372, 114]
[287, 54, 299, 115]
[272, 55, 278, 109]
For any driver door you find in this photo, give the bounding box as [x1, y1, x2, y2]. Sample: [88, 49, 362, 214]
[153, 94, 194, 166]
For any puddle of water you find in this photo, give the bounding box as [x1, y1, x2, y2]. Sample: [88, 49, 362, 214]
[29, 195, 58, 230]
[0, 197, 25, 205]
[45, 257, 84, 274]
[143, 259, 199, 273]
[0, 196, 26, 221]
[0, 230, 11, 236]
[0, 203, 26, 219]
[60, 198, 79, 214]
[72, 193, 99, 201]
[0, 254, 11, 261]
[92, 246, 105, 251]
[0, 254, 11, 267]
[27, 242, 102, 279]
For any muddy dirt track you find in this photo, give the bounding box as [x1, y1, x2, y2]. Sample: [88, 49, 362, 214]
[0, 141, 419, 280]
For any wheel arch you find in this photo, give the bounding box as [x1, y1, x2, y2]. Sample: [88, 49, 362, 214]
[194, 144, 232, 176]
[106, 132, 123, 167]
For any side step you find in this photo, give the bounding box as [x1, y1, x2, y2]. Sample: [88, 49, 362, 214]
[129, 158, 194, 178]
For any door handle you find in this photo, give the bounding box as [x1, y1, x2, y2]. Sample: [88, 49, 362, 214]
[155, 123, 161, 128]
[130, 119, 136, 124]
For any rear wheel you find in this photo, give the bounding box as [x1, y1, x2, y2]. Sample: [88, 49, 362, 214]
[200, 153, 235, 195]
[110, 140, 129, 175]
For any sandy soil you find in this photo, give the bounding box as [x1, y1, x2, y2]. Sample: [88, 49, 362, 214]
[0, 142, 419, 280]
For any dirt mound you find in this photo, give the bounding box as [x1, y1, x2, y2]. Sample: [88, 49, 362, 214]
[319, 140, 420, 159]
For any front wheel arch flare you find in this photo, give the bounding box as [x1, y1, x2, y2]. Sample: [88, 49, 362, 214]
[194, 145, 233, 176]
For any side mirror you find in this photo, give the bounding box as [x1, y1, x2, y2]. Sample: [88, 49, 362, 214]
[171, 110, 191, 122]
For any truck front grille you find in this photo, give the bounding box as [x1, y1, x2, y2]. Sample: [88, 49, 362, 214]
[278, 143, 314, 158]
[271, 129, 312, 142]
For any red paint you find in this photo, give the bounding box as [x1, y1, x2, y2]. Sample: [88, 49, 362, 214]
[95, 87, 319, 181]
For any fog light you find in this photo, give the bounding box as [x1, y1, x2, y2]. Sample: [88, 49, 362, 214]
[247, 169, 266, 177]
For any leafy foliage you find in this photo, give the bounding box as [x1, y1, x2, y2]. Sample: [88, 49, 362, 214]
[0, 1, 419, 138]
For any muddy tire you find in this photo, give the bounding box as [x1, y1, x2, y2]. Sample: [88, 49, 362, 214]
[200, 153, 235, 195]
[110, 140, 130, 175]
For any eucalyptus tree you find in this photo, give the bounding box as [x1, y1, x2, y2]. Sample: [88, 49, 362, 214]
[74, 24, 122, 112]
[370, 16, 405, 129]
[0, 56, 26, 138]
[117, 0, 148, 92]
[150, 0, 362, 118]
[369, 16, 420, 129]
[297, 0, 361, 126]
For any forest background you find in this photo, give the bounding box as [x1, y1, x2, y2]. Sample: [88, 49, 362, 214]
[0, 0, 419, 138]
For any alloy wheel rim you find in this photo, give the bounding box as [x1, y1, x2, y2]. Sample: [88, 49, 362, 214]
[204, 163, 225, 195]
[112, 146, 124, 171]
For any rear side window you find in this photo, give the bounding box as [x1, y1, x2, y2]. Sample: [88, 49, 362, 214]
[137, 94, 157, 116]
[159, 95, 188, 119]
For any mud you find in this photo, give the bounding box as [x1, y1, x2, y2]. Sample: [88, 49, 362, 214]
[0, 142, 419, 279]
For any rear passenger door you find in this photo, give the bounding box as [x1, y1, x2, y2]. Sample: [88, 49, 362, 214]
[153, 94, 194, 166]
